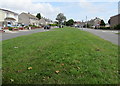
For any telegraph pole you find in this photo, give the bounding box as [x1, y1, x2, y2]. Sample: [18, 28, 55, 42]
[82, 20, 83, 29]
[86, 16, 87, 28]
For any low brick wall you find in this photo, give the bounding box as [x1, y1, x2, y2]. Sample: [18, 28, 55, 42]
[12, 29, 19, 31]
[19, 27, 24, 30]
[3, 27, 9, 29]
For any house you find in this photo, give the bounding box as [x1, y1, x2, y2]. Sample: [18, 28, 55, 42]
[0, 8, 18, 27]
[109, 1, 120, 28]
[110, 14, 120, 28]
[74, 21, 81, 27]
[39, 18, 46, 25]
[105, 23, 110, 27]
[39, 17, 53, 26]
[110, 14, 120, 27]
[87, 17, 102, 28]
[18, 12, 39, 26]
[45, 18, 53, 25]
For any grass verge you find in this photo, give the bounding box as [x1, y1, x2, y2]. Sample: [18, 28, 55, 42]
[2, 27, 119, 84]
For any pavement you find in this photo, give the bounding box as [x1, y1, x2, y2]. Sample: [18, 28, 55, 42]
[0, 28, 52, 41]
[79, 28, 119, 46]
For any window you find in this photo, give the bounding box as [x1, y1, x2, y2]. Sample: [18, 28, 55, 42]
[8, 22, 11, 24]
[6, 13, 9, 17]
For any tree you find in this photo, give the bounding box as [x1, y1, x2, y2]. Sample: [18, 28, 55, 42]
[108, 19, 111, 24]
[36, 13, 41, 20]
[66, 19, 74, 26]
[56, 13, 66, 25]
[54, 21, 59, 24]
[100, 20, 106, 26]
[114, 24, 120, 30]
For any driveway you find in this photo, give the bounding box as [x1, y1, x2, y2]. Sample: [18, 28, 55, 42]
[79, 28, 119, 46]
[0, 28, 52, 41]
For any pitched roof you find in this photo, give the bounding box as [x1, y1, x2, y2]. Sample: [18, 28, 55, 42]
[111, 14, 120, 18]
[21, 12, 39, 20]
[0, 8, 18, 15]
[4, 17, 16, 20]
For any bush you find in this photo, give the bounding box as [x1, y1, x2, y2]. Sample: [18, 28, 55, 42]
[8, 27, 13, 31]
[48, 24, 58, 26]
[98, 27, 110, 30]
[24, 26, 29, 29]
[114, 24, 120, 30]
[29, 24, 38, 28]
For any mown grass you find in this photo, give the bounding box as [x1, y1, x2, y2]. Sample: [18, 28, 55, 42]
[116, 32, 120, 34]
[2, 27, 119, 84]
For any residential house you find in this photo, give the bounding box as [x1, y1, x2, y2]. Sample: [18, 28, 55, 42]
[45, 18, 53, 25]
[109, 1, 120, 28]
[87, 17, 102, 28]
[18, 12, 39, 26]
[0, 8, 18, 27]
[105, 23, 110, 27]
[39, 18, 47, 25]
[110, 14, 120, 28]
[39, 17, 53, 26]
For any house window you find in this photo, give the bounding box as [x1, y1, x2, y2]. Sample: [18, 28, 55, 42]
[6, 13, 9, 17]
[14, 14, 17, 18]
[8, 22, 11, 24]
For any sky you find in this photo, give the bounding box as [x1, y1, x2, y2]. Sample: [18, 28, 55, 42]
[0, 0, 119, 23]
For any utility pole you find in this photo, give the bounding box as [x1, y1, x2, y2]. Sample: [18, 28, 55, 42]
[86, 16, 87, 28]
[82, 20, 83, 29]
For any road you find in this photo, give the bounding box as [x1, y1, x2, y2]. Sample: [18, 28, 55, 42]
[80, 28, 119, 46]
[0, 28, 52, 41]
[1, 28, 119, 46]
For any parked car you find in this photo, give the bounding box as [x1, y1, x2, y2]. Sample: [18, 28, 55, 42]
[44, 25, 51, 29]
[58, 25, 64, 28]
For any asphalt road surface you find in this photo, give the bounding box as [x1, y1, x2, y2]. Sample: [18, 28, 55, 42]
[1, 28, 119, 46]
[80, 28, 119, 46]
[0, 28, 51, 41]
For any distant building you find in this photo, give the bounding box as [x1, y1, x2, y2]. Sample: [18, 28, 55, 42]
[39, 17, 53, 26]
[0, 8, 18, 27]
[18, 12, 39, 26]
[87, 17, 102, 28]
[74, 21, 81, 27]
[39, 18, 47, 25]
[105, 23, 110, 27]
[110, 14, 120, 28]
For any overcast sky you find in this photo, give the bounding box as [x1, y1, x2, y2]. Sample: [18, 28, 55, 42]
[0, 0, 119, 23]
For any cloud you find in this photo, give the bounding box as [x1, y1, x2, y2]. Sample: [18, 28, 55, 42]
[0, 0, 118, 22]
[0, 0, 61, 20]
[79, 2, 107, 14]
[78, 2, 118, 22]
[32, 0, 119, 2]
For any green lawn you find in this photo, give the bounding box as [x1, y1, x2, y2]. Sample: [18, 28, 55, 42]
[116, 32, 120, 34]
[2, 27, 119, 84]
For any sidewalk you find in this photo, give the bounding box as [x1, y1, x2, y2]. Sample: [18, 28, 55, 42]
[79, 28, 119, 46]
[1, 28, 52, 41]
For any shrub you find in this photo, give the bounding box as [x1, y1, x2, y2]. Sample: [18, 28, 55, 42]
[48, 24, 58, 26]
[29, 24, 38, 28]
[8, 27, 13, 31]
[98, 27, 110, 30]
[24, 26, 29, 29]
[114, 24, 120, 30]
[29, 24, 32, 27]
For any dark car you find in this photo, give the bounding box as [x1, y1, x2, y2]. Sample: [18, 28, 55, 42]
[44, 25, 51, 29]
